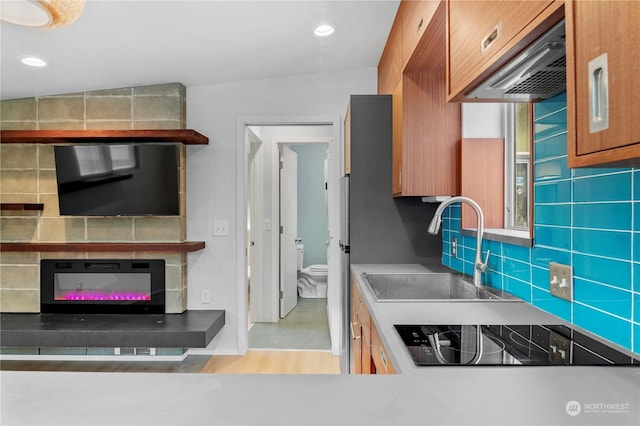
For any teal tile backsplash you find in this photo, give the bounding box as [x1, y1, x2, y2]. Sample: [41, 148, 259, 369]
[440, 92, 639, 355]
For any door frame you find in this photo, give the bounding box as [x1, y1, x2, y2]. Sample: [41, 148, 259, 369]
[236, 115, 341, 356]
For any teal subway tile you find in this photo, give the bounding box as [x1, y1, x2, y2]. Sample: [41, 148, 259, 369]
[531, 265, 550, 291]
[573, 167, 629, 178]
[534, 109, 567, 139]
[485, 271, 503, 290]
[573, 229, 631, 260]
[574, 278, 632, 319]
[531, 246, 571, 268]
[534, 204, 571, 226]
[534, 158, 570, 182]
[574, 303, 632, 350]
[486, 240, 502, 257]
[442, 253, 451, 268]
[573, 203, 632, 230]
[635, 203, 640, 232]
[462, 257, 474, 277]
[534, 92, 567, 119]
[503, 259, 531, 283]
[533, 132, 567, 160]
[486, 250, 503, 274]
[534, 226, 571, 250]
[449, 256, 464, 274]
[503, 244, 530, 263]
[635, 263, 640, 292]
[635, 324, 640, 355]
[532, 287, 571, 322]
[573, 173, 632, 202]
[504, 276, 531, 302]
[634, 293, 640, 324]
[444, 204, 460, 219]
[534, 180, 571, 203]
[573, 253, 632, 290]
[635, 171, 640, 200]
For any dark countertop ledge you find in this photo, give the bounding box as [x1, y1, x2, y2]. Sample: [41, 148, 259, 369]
[0, 310, 225, 348]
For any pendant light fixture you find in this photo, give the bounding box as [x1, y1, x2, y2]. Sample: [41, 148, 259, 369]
[0, 0, 85, 28]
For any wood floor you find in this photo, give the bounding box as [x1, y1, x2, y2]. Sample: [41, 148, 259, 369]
[0, 351, 341, 375]
[201, 350, 340, 374]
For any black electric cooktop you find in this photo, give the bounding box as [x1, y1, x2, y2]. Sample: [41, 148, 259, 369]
[394, 324, 640, 366]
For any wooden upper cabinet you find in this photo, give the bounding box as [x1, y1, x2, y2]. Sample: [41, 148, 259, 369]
[379, 0, 461, 197]
[446, 0, 564, 102]
[378, 12, 403, 95]
[398, 71, 460, 197]
[566, 0, 640, 167]
[401, 1, 440, 66]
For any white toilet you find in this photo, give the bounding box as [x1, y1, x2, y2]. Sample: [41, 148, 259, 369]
[296, 240, 328, 298]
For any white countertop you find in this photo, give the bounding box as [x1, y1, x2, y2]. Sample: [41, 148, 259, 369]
[2, 264, 639, 426]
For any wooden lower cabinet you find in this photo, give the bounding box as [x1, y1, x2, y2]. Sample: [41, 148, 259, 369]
[350, 277, 395, 375]
[371, 323, 396, 374]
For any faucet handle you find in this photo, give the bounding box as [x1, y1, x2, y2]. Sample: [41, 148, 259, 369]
[479, 249, 491, 272]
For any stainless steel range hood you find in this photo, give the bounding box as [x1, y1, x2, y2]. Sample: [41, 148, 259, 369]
[466, 20, 566, 101]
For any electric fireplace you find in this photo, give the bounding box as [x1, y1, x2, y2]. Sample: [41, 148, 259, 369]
[40, 259, 166, 314]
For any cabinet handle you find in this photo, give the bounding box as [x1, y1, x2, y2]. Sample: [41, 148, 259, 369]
[481, 24, 501, 52]
[589, 53, 609, 133]
[379, 347, 387, 370]
[350, 322, 361, 340]
[417, 18, 424, 33]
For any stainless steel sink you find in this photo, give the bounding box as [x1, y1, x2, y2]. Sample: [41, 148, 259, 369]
[361, 272, 519, 302]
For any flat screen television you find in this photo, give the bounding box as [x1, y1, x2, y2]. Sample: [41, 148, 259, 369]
[54, 144, 180, 216]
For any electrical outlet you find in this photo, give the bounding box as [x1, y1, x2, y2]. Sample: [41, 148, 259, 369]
[549, 262, 572, 301]
[201, 289, 211, 304]
[213, 220, 229, 236]
[452, 237, 458, 258]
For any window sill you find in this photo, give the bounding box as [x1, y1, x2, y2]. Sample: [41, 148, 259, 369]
[461, 228, 532, 248]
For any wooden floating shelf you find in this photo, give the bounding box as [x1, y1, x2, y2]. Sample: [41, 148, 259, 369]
[0, 129, 209, 145]
[0, 241, 206, 253]
[0, 203, 44, 211]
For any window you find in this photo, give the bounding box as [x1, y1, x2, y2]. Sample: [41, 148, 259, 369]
[504, 103, 532, 231]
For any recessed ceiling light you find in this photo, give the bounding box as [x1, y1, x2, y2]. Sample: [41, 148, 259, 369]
[314, 24, 335, 37]
[20, 56, 48, 68]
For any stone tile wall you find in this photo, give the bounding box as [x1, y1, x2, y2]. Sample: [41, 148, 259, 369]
[0, 83, 189, 313]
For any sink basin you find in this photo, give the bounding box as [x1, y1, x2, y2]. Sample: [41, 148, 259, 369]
[361, 272, 518, 302]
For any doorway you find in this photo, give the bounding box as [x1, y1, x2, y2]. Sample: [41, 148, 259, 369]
[242, 121, 339, 353]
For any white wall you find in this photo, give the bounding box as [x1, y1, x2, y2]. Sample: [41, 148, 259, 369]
[461, 103, 504, 138]
[185, 68, 378, 354]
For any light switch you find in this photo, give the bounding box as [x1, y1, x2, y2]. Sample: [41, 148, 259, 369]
[213, 220, 229, 236]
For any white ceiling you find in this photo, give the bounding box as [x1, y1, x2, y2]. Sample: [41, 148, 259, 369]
[0, 0, 400, 100]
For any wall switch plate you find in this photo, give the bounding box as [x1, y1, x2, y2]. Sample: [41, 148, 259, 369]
[452, 237, 458, 258]
[549, 262, 573, 301]
[213, 220, 229, 236]
[201, 289, 211, 304]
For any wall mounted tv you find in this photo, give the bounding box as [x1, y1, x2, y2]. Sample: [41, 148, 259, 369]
[54, 144, 180, 216]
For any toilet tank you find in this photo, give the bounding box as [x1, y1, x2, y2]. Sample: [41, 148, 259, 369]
[296, 239, 304, 270]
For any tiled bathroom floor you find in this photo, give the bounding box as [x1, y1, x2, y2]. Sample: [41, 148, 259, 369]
[248, 297, 330, 350]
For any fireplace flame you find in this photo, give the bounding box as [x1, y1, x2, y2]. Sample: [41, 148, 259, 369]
[58, 291, 151, 301]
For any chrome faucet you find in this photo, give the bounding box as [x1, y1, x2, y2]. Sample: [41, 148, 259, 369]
[427, 196, 489, 286]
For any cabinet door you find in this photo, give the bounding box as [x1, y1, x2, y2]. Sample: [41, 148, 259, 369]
[447, 0, 561, 101]
[401, 1, 440, 65]
[398, 71, 460, 197]
[350, 279, 362, 374]
[371, 324, 396, 374]
[567, 0, 640, 167]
